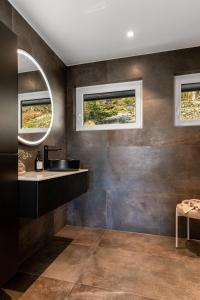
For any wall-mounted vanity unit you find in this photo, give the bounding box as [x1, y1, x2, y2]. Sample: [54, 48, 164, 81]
[18, 170, 88, 218]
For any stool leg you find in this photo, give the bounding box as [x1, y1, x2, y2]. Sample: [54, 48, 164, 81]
[176, 209, 179, 248]
[187, 217, 190, 241]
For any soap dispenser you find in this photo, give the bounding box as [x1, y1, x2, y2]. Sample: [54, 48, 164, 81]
[35, 151, 43, 172]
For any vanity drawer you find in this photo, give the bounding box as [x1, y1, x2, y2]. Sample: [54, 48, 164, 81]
[18, 171, 88, 218]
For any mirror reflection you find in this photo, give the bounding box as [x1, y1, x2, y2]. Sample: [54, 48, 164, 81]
[18, 50, 53, 146]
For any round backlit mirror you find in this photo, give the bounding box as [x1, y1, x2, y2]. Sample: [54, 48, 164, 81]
[17, 49, 53, 146]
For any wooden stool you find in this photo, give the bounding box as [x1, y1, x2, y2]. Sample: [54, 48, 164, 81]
[176, 201, 200, 248]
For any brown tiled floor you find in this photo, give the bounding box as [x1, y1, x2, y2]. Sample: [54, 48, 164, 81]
[1, 225, 200, 300]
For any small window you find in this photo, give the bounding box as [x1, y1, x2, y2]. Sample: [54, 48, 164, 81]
[18, 91, 52, 134]
[175, 73, 200, 126]
[76, 81, 143, 131]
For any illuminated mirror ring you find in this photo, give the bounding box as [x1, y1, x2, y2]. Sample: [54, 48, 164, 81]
[17, 49, 54, 146]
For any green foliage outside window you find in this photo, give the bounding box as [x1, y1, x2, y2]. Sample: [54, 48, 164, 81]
[181, 91, 200, 120]
[22, 104, 51, 128]
[84, 97, 136, 126]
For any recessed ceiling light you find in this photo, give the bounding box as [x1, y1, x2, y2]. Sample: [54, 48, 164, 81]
[127, 31, 134, 39]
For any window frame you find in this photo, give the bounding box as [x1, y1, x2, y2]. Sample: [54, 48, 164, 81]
[175, 73, 200, 126]
[18, 90, 51, 134]
[76, 81, 143, 131]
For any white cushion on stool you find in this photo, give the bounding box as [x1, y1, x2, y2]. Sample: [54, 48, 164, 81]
[176, 202, 200, 220]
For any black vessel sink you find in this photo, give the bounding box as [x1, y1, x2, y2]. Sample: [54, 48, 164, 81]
[46, 159, 80, 172]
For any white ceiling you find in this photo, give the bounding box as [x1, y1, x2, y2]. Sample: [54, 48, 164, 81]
[9, 0, 200, 66]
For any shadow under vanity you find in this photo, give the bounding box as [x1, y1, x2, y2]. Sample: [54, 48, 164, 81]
[0, 19, 88, 287]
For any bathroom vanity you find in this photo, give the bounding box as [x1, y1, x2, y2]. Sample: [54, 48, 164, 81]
[18, 170, 88, 218]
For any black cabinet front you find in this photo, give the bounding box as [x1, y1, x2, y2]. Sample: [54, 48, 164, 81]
[19, 172, 88, 218]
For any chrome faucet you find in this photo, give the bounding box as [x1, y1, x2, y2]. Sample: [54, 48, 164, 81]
[44, 145, 62, 170]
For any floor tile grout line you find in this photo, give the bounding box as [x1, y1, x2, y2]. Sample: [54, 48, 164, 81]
[66, 237, 105, 287]
[70, 229, 105, 247]
[70, 281, 160, 300]
[17, 270, 78, 285]
[41, 274, 80, 286]
[20, 270, 79, 283]
[56, 228, 105, 243]
[97, 244, 196, 259]
[61, 224, 194, 242]
[58, 225, 191, 249]
[67, 283, 78, 300]
[55, 231, 82, 241]
[98, 244, 200, 265]
[16, 277, 76, 300]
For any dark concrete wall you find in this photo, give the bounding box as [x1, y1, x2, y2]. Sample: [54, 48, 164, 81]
[67, 47, 200, 238]
[0, 0, 67, 261]
[18, 71, 46, 93]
